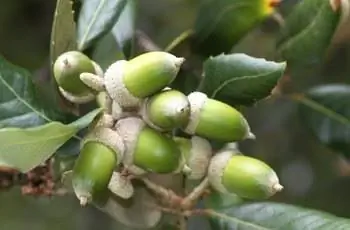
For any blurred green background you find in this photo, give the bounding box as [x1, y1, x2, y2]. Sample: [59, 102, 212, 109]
[1, 0, 350, 229]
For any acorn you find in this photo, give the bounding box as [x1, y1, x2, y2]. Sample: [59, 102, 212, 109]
[208, 151, 283, 200]
[115, 117, 182, 175]
[72, 127, 125, 205]
[80, 51, 185, 109]
[183, 92, 255, 142]
[174, 136, 212, 180]
[53, 51, 101, 104]
[141, 89, 190, 131]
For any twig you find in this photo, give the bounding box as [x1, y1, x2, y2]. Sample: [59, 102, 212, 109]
[135, 30, 161, 52]
[272, 11, 285, 28]
[141, 177, 183, 207]
[181, 177, 209, 209]
[178, 216, 187, 230]
[165, 29, 194, 52]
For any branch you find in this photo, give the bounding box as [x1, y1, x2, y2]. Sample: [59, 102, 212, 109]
[141, 177, 183, 208]
[181, 177, 209, 209]
[135, 30, 161, 52]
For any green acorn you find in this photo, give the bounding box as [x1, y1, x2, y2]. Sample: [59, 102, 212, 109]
[183, 92, 255, 142]
[141, 89, 190, 131]
[53, 51, 101, 104]
[72, 127, 125, 206]
[103, 51, 185, 108]
[115, 117, 182, 175]
[174, 136, 212, 180]
[208, 150, 283, 200]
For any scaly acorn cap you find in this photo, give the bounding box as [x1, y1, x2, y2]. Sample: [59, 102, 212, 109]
[58, 87, 95, 104]
[95, 92, 126, 120]
[174, 136, 212, 180]
[208, 151, 283, 200]
[115, 117, 182, 174]
[89, 112, 114, 130]
[72, 127, 125, 206]
[141, 89, 190, 131]
[104, 52, 185, 108]
[54, 51, 97, 103]
[184, 91, 255, 142]
[108, 171, 134, 199]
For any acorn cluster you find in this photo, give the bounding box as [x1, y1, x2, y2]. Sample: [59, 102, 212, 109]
[53, 51, 283, 206]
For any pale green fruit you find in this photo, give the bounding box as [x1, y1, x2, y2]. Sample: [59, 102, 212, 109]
[141, 89, 190, 131]
[184, 92, 255, 142]
[104, 51, 185, 108]
[72, 127, 124, 205]
[115, 117, 182, 174]
[54, 51, 95, 95]
[208, 151, 283, 200]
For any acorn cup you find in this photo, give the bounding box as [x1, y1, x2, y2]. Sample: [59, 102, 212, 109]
[208, 150, 283, 200]
[89, 112, 114, 130]
[108, 172, 134, 200]
[174, 136, 212, 180]
[183, 92, 255, 142]
[141, 89, 190, 131]
[114, 117, 183, 175]
[72, 127, 125, 206]
[80, 51, 185, 109]
[53, 51, 102, 104]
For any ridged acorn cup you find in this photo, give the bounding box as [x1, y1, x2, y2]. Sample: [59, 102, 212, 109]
[53, 51, 97, 103]
[174, 136, 212, 180]
[72, 127, 125, 206]
[89, 112, 114, 130]
[115, 117, 182, 174]
[184, 92, 255, 142]
[208, 152, 283, 200]
[141, 89, 190, 131]
[108, 172, 134, 199]
[104, 51, 185, 108]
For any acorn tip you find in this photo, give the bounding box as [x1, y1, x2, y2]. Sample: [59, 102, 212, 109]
[246, 132, 256, 140]
[272, 183, 284, 192]
[182, 164, 192, 175]
[174, 57, 185, 67]
[78, 196, 89, 206]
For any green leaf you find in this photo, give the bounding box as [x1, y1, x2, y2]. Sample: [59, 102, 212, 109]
[112, 0, 137, 59]
[209, 202, 350, 229]
[200, 53, 286, 106]
[297, 84, 350, 158]
[0, 108, 101, 173]
[276, 0, 347, 71]
[77, 0, 127, 51]
[50, 0, 77, 68]
[204, 191, 244, 210]
[0, 56, 65, 128]
[191, 0, 278, 56]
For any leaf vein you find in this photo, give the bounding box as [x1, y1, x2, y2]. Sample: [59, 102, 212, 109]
[0, 75, 51, 123]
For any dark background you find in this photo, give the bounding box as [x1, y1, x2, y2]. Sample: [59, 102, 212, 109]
[1, 0, 350, 229]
